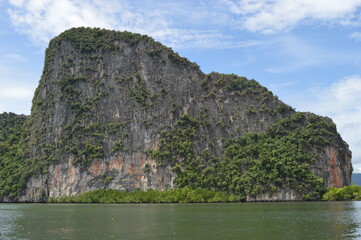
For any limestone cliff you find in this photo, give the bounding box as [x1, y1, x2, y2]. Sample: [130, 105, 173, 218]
[0, 27, 352, 202]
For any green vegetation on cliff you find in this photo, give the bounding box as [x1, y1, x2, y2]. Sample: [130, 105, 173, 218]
[48, 186, 361, 203]
[0, 113, 29, 199]
[0, 28, 351, 202]
[151, 112, 335, 200]
[30, 27, 201, 171]
[48, 187, 240, 203]
[0, 110, 341, 201]
[322, 186, 361, 201]
[45, 27, 199, 70]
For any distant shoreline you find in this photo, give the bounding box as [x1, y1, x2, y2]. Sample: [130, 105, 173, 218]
[2, 186, 360, 203]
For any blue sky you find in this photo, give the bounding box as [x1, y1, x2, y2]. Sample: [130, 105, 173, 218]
[1, 0, 361, 172]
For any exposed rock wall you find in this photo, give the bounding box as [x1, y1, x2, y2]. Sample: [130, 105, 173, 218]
[17, 27, 352, 202]
[312, 145, 352, 188]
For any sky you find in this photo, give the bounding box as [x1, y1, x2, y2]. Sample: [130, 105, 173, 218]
[0, 0, 361, 172]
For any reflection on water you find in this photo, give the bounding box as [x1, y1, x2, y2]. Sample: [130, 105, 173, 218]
[0, 201, 360, 240]
[0, 205, 23, 240]
[339, 201, 361, 238]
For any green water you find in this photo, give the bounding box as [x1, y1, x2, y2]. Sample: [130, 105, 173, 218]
[0, 201, 360, 240]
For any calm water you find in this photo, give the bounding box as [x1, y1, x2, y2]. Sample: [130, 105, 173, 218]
[0, 201, 360, 240]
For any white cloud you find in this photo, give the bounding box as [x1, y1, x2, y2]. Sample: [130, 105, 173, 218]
[3, 53, 26, 62]
[222, 0, 361, 33]
[8, 0, 126, 45]
[297, 76, 361, 172]
[263, 35, 361, 73]
[6, 0, 361, 46]
[350, 31, 361, 41]
[6, 0, 257, 49]
[264, 36, 327, 73]
[0, 83, 35, 115]
[0, 86, 33, 100]
[0, 53, 38, 115]
[8, 0, 25, 7]
[0, 78, 36, 113]
[269, 81, 299, 89]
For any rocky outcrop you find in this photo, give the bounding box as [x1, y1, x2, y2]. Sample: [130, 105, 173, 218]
[2, 27, 352, 202]
[19, 154, 176, 201]
[312, 144, 352, 188]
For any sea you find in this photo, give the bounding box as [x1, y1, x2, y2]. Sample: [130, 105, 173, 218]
[0, 201, 360, 239]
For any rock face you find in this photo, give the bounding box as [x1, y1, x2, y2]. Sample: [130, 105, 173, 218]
[9, 27, 352, 202]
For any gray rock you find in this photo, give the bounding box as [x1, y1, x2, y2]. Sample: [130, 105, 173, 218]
[19, 27, 351, 201]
